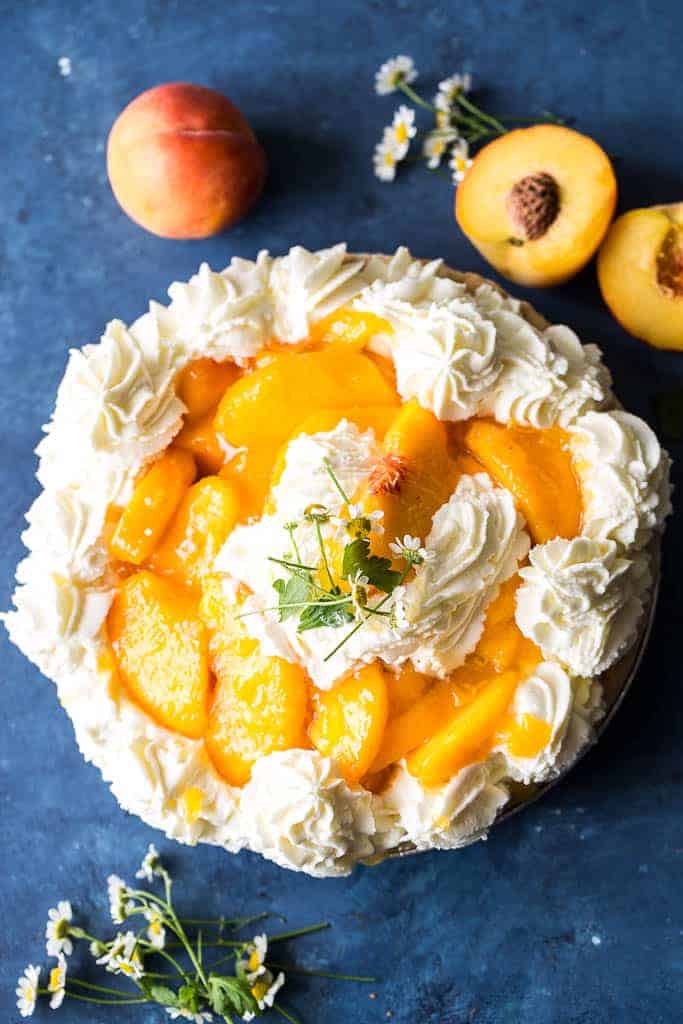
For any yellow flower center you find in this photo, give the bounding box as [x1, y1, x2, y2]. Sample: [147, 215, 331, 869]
[49, 966, 63, 991]
[395, 123, 408, 145]
[252, 979, 269, 1002]
[384, 151, 395, 167]
[248, 949, 261, 972]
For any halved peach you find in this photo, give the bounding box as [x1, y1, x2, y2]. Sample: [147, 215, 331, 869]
[359, 399, 460, 561]
[456, 125, 617, 287]
[406, 671, 520, 787]
[462, 419, 581, 543]
[597, 203, 683, 350]
[214, 345, 399, 517]
[148, 476, 240, 588]
[108, 570, 210, 738]
[108, 449, 196, 564]
[309, 663, 389, 784]
[206, 652, 310, 787]
[177, 358, 240, 421]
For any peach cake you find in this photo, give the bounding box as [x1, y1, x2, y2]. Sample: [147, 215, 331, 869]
[3, 245, 671, 876]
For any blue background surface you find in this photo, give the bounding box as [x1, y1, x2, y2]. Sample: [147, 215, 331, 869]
[1, 1, 682, 1021]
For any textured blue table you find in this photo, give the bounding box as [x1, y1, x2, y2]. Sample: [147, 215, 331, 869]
[2, 2, 682, 1021]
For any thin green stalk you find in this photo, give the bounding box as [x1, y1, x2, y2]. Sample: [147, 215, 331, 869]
[323, 457, 351, 505]
[314, 520, 336, 591]
[457, 94, 505, 133]
[273, 1004, 303, 1024]
[267, 962, 376, 982]
[66, 978, 139, 997]
[268, 922, 330, 943]
[324, 564, 411, 662]
[64, 991, 148, 1005]
[285, 524, 304, 565]
[268, 556, 318, 573]
[398, 80, 436, 112]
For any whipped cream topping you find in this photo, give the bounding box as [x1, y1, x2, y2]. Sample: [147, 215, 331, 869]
[220, 426, 529, 688]
[515, 536, 651, 677]
[570, 409, 672, 550]
[3, 244, 668, 877]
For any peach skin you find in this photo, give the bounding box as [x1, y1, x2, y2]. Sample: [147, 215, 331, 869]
[107, 82, 267, 239]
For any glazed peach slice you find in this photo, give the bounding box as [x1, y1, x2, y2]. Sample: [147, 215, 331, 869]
[108, 449, 196, 564]
[462, 419, 581, 543]
[206, 649, 310, 787]
[307, 308, 392, 349]
[470, 575, 541, 674]
[598, 203, 683, 351]
[406, 671, 520, 788]
[174, 412, 227, 476]
[386, 663, 432, 718]
[456, 125, 617, 287]
[359, 400, 460, 562]
[309, 663, 389, 784]
[177, 358, 241, 421]
[215, 344, 399, 517]
[108, 571, 210, 738]
[148, 476, 241, 588]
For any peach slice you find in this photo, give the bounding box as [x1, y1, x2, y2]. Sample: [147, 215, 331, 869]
[456, 125, 617, 287]
[462, 419, 581, 543]
[148, 476, 240, 588]
[177, 358, 240, 421]
[214, 345, 399, 517]
[386, 664, 432, 717]
[359, 399, 460, 561]
[406, 671, 520, 787]
[108, 449, 196, 564]
[174, 411, 227, 476]
[206, 648, 310, 787]
[307, 308, 392, 349]
[108, 571, 210, 738]
[597, 203, 683, 351]
[309, 663, 389, 784]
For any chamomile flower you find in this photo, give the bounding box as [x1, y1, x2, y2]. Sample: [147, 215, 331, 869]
[422, 129, 457, 169]
[166, 1010, 213, 1023]
[136, 842, 162, 882]
[243, 970, 286, 1020]
[434, 72, 472, 111]
[389, 534, 430, 564]
[348, 570, 370, 616]
[345, 504, 384, 536]
[45, 900, 73, 957]
[387, 105, 416, 159]
[144, 907, 167, 949]
[16, 965, 40, 1018]
[107, 874, 133, 924]
[373, 134, 398, 182]
[242, 933, 268, 982]
[96, 931, 144, 979]
[374, 55, 417, 95]
[449, 138, 473, 184]
[47, 954, 67, 1010]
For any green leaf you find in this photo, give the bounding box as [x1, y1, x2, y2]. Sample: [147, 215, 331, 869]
[147, 984, 179, 1008]
[273, 574, 313, 621]
[178, 983, 201, 1013]
[208, 975, 259, 1018]
[342, 536, 401, 594]
[297, 596, 354, 633]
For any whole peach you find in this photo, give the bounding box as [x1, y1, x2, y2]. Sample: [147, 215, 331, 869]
[107, 82, 267, 239]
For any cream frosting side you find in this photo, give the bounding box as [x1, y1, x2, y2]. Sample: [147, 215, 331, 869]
[515, 536, 651, 677]
[3, 244, 667, 877]
[570, 409, 672, 550]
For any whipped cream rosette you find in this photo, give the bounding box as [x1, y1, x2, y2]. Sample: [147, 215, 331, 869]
[3, 245, 671, 877]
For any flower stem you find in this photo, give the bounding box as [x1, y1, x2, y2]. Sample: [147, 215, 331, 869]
[457, 94, 505, 133]
[268, 962, 377, 982]
[268, 922, 330, 943]
[314, 520, 336, 591]
[398, 81, 436, 112]
[65, 990, 148, 1005]
[322, 457, 351, 505]
[273, 1004, 303, 1024]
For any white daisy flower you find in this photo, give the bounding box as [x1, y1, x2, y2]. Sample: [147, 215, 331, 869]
[136, 842, 162, 882]
[243, 969, 286, 1020]
[346, 504, 384, 536]
[144, 907, 166, 950]
[16, 965, 40, 1018]
[389, 534, 431, 564]
[373, 133, 398, 182]
[387, 105, 416, 159]
[166, 1010, 213, 1022]
[449, 138, 473, 184]
[107, 874, 133, 924]
[348, 570, 370, 616]
[434, 72, 472, 111]
[241, 933, 268, 982]
[47, 954, 67, 1010]
[422, 129, 457, 169]
[374, 55, 417, 95]
[45, 900, 73, 957]
[96, 931, 144, 979]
